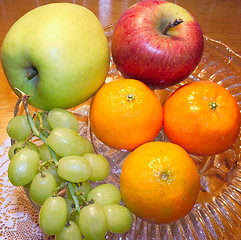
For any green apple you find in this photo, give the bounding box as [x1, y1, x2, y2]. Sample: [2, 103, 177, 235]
[1, 3, 109, 110]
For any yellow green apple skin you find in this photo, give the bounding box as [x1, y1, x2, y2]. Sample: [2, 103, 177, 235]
[1, 3, 110, 110]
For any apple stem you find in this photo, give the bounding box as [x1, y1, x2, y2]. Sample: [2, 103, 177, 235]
[162, 18, 184, 35]
[26, 69, 38, 80]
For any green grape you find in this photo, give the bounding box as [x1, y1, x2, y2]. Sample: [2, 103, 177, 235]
[47, 108, 79, 132]
[78, 203, 107, 240]
[39, 143, 60, 161]
[8, 148, 39, 186]
[39, 143, 52, 161]
[55, 221, 83, 240]
[39, 143, 61, 162]
[83, 153, 110, 182]
[66, 181, 92, 205]
[55, 220, 83, 240]
[35, 111, 52, 137]
[29, 172, 57, 205]
[71, 209, 80, 225]
[8, 140, 38, 160]
[47, 128, 94, 157]
[58, 156, 92, 183]
[103, 204, 133, 233]
[39, 196, 67, 235]
[7, 115, 32, 141]
[42, 165, 64, 186]
[87, 184, 121, 206]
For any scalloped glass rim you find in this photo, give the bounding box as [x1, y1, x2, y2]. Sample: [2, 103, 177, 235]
[203, 35, 241, 60]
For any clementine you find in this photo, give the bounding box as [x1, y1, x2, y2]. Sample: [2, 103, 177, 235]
[89, 79, 163, 151]
[120, 141, 200, 224]
[163, 80, 241, 156]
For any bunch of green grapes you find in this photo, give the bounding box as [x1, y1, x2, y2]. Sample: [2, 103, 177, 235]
[7, 107, 133, 240]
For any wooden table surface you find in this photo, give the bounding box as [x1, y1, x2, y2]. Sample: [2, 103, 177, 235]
[0, 0, 240, 145]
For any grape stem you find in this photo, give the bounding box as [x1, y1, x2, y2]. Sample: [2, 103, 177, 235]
[34, 112, 51, 135]
[40, 171, 46, 178]
[76, 191, 90, 205]
[38, 160, 53, 171]
[52, 182, 67, 198]
[57, 188, 67, 197]
[14, 88, 58, 165]
[26, 133, 35, 142]
[67, 182, 82, 213]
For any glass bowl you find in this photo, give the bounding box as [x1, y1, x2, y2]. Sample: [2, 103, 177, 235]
[80, 25, 241, 240]
[17, 25, 241, 239]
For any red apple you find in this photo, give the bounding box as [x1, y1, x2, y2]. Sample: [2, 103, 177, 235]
[111, 0, 204, 88]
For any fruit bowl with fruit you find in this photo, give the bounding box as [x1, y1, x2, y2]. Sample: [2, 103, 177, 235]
[7, 23, 241, 240]
[2, 1, 241, 240]
[90, 25, 241, 240]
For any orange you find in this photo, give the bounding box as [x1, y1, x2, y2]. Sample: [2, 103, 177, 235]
[120, 141, 200, 224]
[163, 80, 241, 156]
[89, 79, 163, 151]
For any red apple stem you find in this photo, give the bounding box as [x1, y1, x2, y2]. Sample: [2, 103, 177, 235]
[162, 18, 184, 35]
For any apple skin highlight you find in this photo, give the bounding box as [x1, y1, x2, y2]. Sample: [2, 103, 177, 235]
[111, 0, 204, 89]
